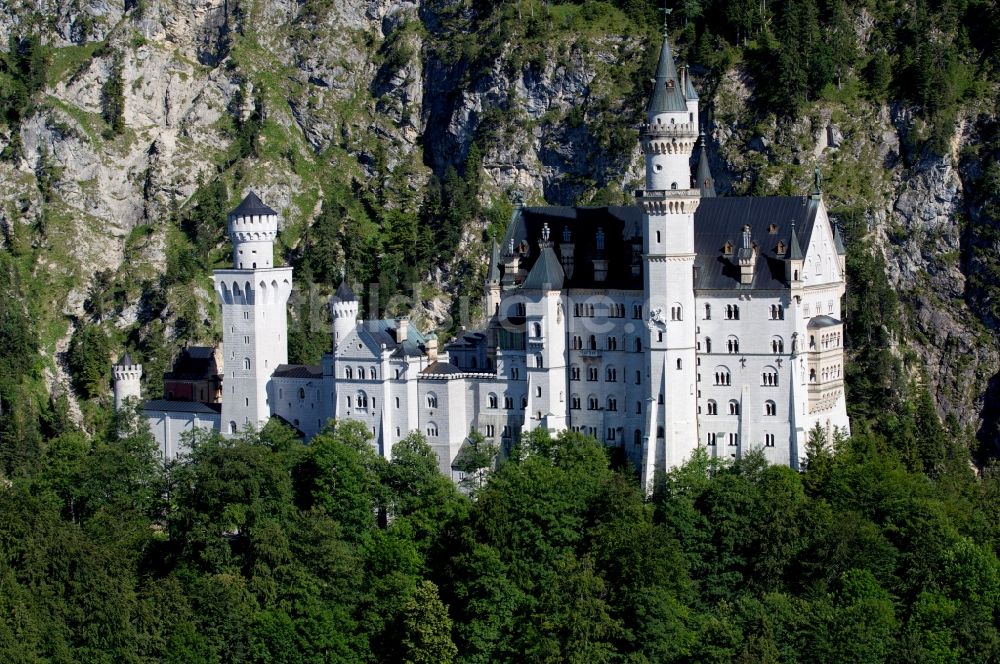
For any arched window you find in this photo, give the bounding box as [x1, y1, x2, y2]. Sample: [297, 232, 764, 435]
[705, 337, 712, 353]
[588, 396, 599, 410]
[357, 365, 364, 379]
[607, 336, 617, 351]
[298, 387, 305, 400]
[725, 304, 740, 320]
[606, 366, 617, 382]
[676, 358, 682, 370]
[488, 393, 498, 408]
[714, 367, 731, 386]
[571, 395, 581, 410]
[229, 421, 237, 434]
[426, 422, 439, 437]
[370, 367, 376, 380]
[535, 355, 543, 368]
[532, 322, 542, 337]
[345, 367, 353, 379]
[762, 367, 779, 386]
[707, 399, 718, 415]
[705, 303, 712, 319]
[427, 393, 438, 408]
[589, 335, 597, 350]
[729, 400, 740, 415]
[571, 365, 581, 381]
[243, 357, 251, 370]
[521, 396, 528, 409]
[727, 336, 739, 354]
[670, 303, 683, 321]
[764, 400, 777, 416]
[771, 336, 784, 354]
[357, 391, 368, 408]
[607, 397, 617, 412]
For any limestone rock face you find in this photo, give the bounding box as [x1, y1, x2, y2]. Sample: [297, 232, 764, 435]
[0, 3, 997, 444]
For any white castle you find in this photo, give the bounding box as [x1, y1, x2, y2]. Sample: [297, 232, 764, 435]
[115, 35, 849, 486]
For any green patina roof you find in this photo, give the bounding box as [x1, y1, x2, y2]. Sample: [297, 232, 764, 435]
[522, 245, 564, 290]
[646, 36, 688, 114]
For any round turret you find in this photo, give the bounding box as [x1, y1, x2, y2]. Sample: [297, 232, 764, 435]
[332, 281, 359, 349]
[229, 191, 279, 270]
[113, 352, 143, 410]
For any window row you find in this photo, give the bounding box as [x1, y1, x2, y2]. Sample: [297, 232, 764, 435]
[343, 366, 379, 380]
[704, 399, 778, 416]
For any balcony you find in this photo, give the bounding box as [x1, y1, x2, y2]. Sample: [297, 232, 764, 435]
[639, 122, 698, 138]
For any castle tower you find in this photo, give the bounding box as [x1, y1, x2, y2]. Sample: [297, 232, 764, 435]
[213, 192, 293, 435]
[485, 241, 501, 318]
[113, 352, 142, 410]
[638, 33, 701, 486]
[332, 280, 359, 351]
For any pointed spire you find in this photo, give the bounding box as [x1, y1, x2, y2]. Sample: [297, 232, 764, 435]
[229, 190, 277, 218]
[646, 35, 688, 114]
[117, 351, 134, 367]
[789, 222, 804, 261]
[487, 240, 500, 282]
[697, 131, 715, 198]
[832, 222, 846, 256]
[333, 280, 357, 302]
[684, 70, 699, 100]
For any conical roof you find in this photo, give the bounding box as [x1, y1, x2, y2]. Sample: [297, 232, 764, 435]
[117, 351, 134, 366]
[684, 71, 699, 100]
[487, 240, 500, 282]
[833, 223, 846, 255]
[646, 35, 688, 114]
[789, 223, 804, 261]
[522, 245, 564, 291]
[697, 134, 715, 198]
[229, 191, 277, 218]
[333, 280, 357, 302]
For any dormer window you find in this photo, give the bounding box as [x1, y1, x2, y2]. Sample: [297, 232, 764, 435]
[723, 241, 733, 256]
[768, 223, 778, 234]
[777, 241, 786, 255]
[666, 79, 675, 89]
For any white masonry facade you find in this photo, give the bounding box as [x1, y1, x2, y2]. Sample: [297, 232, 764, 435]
[119, 35, 849, 486]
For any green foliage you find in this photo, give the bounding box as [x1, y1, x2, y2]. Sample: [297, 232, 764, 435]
[66, 322, 111, 400]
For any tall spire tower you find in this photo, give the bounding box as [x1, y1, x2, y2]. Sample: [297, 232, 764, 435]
[213, 192, 293, 435]
[639, 33, 701, 486]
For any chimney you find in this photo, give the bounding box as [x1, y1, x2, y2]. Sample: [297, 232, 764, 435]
[396, 316, 409, 344]
[737, 225, 756, 285]
[426, 333, 439, 362]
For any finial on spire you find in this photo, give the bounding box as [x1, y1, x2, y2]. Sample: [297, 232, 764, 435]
[541, 223, 550, 243]
[812, 165, 822, 197]
[510, 190, 525, 208]
[659, 1, 672, 35]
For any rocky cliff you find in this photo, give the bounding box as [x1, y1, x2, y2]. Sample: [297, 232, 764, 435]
[1, 0, 997, 450]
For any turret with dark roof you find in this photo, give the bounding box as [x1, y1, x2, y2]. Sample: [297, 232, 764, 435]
[696, 132, 715, 198]
[646, 35, 689, 115]
[333, 280, 357, 302]
[229, 191, 277, 219]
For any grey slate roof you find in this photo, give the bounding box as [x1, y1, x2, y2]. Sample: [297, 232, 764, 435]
[807, 315, 842, 329]
[502, 196, 820, 292]
[230, 191, 277, 218]
[693, 197, 819, 290]
[833, 224, 846, 255]
[697, 137, 715, 198]
[272, 364, 323, 379]
[504, 205, 644, 290]
[117, 351, 134, 366]
[420, 360, 463, 376]
[164, 346, 220, 380]
[334, 280, 357, 302]
[522, 245, 565, 290]
[788, 222, 804, 260]
[646, 36, 688, 114]
[359, 319, 428, 357]
[487, 241, 500, 282]
[684, 72, 699, 100]
[142, 400, 222, 414]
